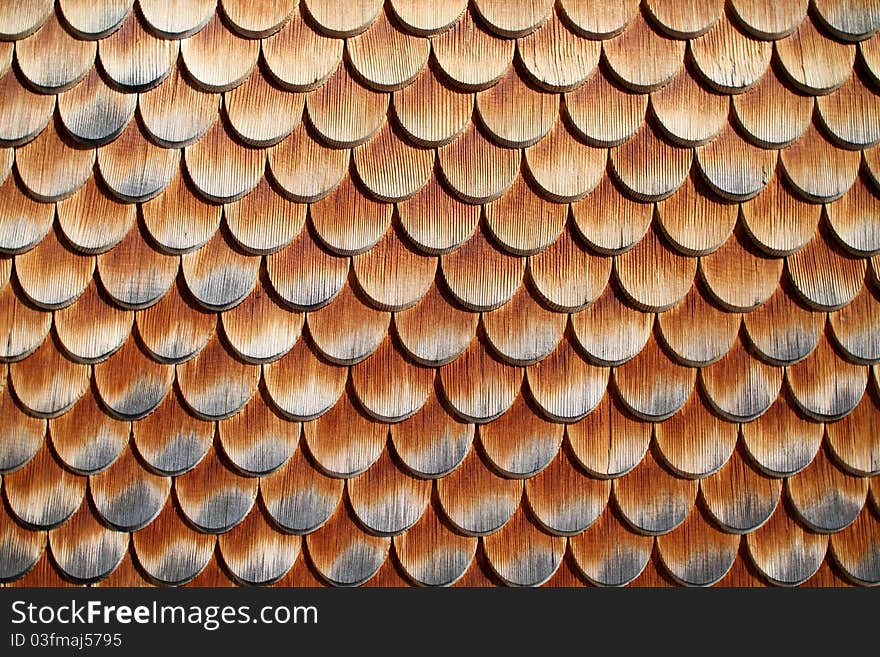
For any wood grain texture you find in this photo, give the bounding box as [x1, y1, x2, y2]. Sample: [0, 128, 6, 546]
[733, 68, 812, 149]
[567, 392, 651, 478]
[138, 65, 218, 148]
[526, 333, 609, 422]
[826, 174, 880, 257]
[729, 0, 808, 39]
[743, 284, 823, 365]
[441, 225, 524, 311]
[656, 506, 738, 586]
[651, 67, 727, 147]
[268, 124, 348, 204]
[136, 279, 215, 363]
[654, 390, 737, 478]
[48, 503, 127, 582]
[4, 441, 85, 528]
[829, 505, 880, 585]
[394, 498, 476, 586]
[611, 124, 692, 201]
[0, 0, 53, 39]
[184, 121, 265, 203]
[432, 7, 513, 90]
[439, 335, 521, 422]
[517, 10, 599, 91]
[564, 71, 646, 147]
[306, 505, 389, 586]
[392, 64, 471, 148]
[645, 0, 723, 38]
[303, 0, 382, 37]
[614, 448, 697, 535]
[787, 227, 866, 311]
[570, 506, 652, 586]
[224, 177, 305, 255]
[0, 281, 50, 362]
[786, 333, 868, 421]
[746, 503, 828, 586]
[524, 119, 605, 203]
[133, 500, 214, 584]
[657, 172, 737, 256]
[348, 448, 431, 535]
[389, 0, 467, 35]
[699, 336, 782, 422]
[263, 338, 347, 420]
[603, 11, 684, 92]
[0, 380, 45, 473]
[89, 446, 169, 530]
[309, 175, 391, 256]
[0, 70, 56, 147]
[690, 13, 771, 92]
[220, 0, 295, 37]
[436, 446, 522, 536]
[571, 176, 652, 255]
[302, 390, 386, 477]
[262, 9, 343, 91]
[350, 336, 433, 422]
[860, 31, 880, 85]
[558, 0, 638, 38]
[181, 229, 259, 310]
[571, 286, 652, 365]
[48, 387, 127, 474]
[175, 446, 258, 532]
[347, 9, 429, 91]
[483, 286, 565, 365]
[352, 121, 433, 202]
[15, 14, 95, 92]
[0, 499, 44, 581]
[476, 68, 558, 148]
[781, 123, 860, 202]
[817, 70, 880, 149]
[525, 444, 609, 535]
[218, 391, 298, 475]
[58, 67, 135, 146]
[15, 229, 93, 311]
[700, 444, 781, 533]
[93, 335, 173, 419]
[132, 392, 213, 476]
[261, 443, 343, 534]
[699, 228, 782, 312]
[484, 505, 565, 586]
[776, 16, 855, 94]
[57, 177, 136, 254]
[97, 121, 179, 202]
[221, 275, 301, 363]
[615, 224, 696, 311]
[740, 172, 821, 256]
[813, 0, 880, 41]
[176, 333, 260, 420]
[218, 506, 299, 585]
[54, 279, 132, 363]
[826, 389, 880, 476]
[15, 121, 94, 203]
[479, 392, 563, 478]
[657, 284, 740, 367]
[390, 386, 473, 478]
[695, 123, 776, 201]
[225, 67, 304, 147]
[393, 276, 476, 361]
[265, 225, 348, 310]
[397, 174, 479, 255]
[486, 176, 566, 255]
[307, 282, 390, 364]
[438, 122, 520, 204]
[788, 445, 868, 533]
[138, 0, 215, 38]
[615, 332, 695, 420]
[97, 11, 177, 90]
[306, 63, 387, 148]
[741, 395, 823, 477]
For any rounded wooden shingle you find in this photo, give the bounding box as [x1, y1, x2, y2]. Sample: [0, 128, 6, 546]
[141, 170, 220, 254]
[517, 10, 599, 92]
[14, 121, 94, 203]
[483, 286, 566, 366]
[306, 505, 389, 586]
[787, 228, 866, 311]
[224, 176, 306, 255]
[59, 0, 133, 38]
[57, 177, 136, 255]
[743, 284, 823, 365]
[90, 446, 169, 531]
[0, 70, 56, 147]
[306, 63, 388, 148]
[699, 229, 783, 312]
[817, 70, 880, 150]
[485, 175, 566, 256]
[390, 386, 473, 478]
[267, 123, 348, 204]
[484, 505, 565, 587]
[787, 445, 868, 533]
[695, 123, 776, 201]
[644, 0, 723, 38]
[220, 0, 296, 37]
[347, 9, 429, 92]
[306, 282, 390, 364]
[830, 506, 880, 585]
[615, 224, 696, 312]
[138, 0, 215, 38]
[132, 391, 212, 476]
[558, 0, 639, 38]
[656, 506, 739, 586]
[309, 175, 391, 256]
[9, 335, 90, 420]
[432, 8, 513, 90]
[657, 285, 740, 367]
[54, 279, 132, 363]
[0, 0, 53, 39]
[728, 0, 808, 39]
[742, 394, 823, 477]
[352, 121, 433, 203]
[571, 176, 652, 255]
[603, 11, 684, 93]
[263, 338, 347, 421]
[524, 119, 605, 203]
[830, 283, 880, 364]
[437, 122, 520, 204]
[98, 11, 178, 91]
[747, 505, 828, 586]
[781, 123, 860, 203]
[392, 64, 471, 148]
[184, 121, 265, 203]
[651, 67, 727, 147]
[265, 226, 348, 310]
[218, 506, 299, 585]
[571, 286, 652, 366]
[397, 173, 480, 255]
[218, 391, 299, 476]
[4, 441, 85, 528]
[740, 172, 821, 256]
[261, 9, 343, 92]
[814, 0, 880, 41]
[352, 226, 435, 311]
[656, 172, 738, 256]
[181, 229, 259, 310]
[138, 64, 218, 148]
[0, 282, 51, 363]
[303, 0, 382, 37]
[564, 70, 647, 147]
[0, 500, 44, 581]
[93, 336, 174, 419]
[133, 500, 214, 584]
[221, 277, 302, 363]
[15, 14, 95, 92]
[776, 16, 855, 94]
[733, 68, 812, 149]
[826, 175, 880, 257]
[48, 387, 128, 474]
[689, 13, 771, 93]
[97, 121, 179, 202]
[225, 67, 304, 148]
[610, 124, 692, 201]
[48, 504, 127, 582]
[136, 280, 214, 364]
[15, 225, 94, 310]
[700, 445, 781, 533]
[0, 176, 47, 251]
[570, 506, 652, 586]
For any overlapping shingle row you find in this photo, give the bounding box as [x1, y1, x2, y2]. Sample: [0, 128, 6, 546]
[0, 0, 879, 587]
